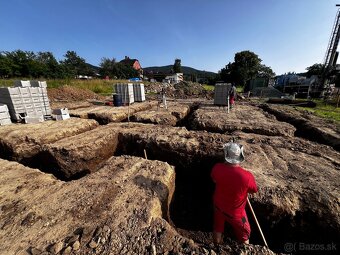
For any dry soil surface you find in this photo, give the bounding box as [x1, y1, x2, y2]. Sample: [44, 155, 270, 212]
[191, 104, 296, 137]
[131, 102, 191, 126]
[69, 101, 158, 124]
[0, 118, 98, 163]
[1, 99, 339, 255]
[260, 103, 340, 150]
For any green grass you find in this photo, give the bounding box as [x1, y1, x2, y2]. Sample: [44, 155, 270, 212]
[236, 86, 243, 93]
[202, 84, 215, 91]
[0, 78, 146, 94]
[299, 101, 340, 122]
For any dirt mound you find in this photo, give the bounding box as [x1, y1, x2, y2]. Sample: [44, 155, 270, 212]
[145, 81, 213, 99]
[191, 104, 296, 137]
[0, 118, 98, 163]
[132, 102, 191, 126]
[48, 85, 104, 102]
[69, 101, 158, 124]
[171, 81, 212, 99]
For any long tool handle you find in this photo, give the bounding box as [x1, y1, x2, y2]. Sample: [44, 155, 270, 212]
[247, 197, 268, 248]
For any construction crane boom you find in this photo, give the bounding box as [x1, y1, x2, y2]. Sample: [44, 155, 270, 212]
[321, 5, 340, 90]
[324, 8, 340, 69]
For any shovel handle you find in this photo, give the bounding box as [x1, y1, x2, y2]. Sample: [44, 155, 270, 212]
[247, 197, 268, 248]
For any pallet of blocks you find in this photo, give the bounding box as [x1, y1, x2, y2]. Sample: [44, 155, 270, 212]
[133, 83, 146, 102]
[0, 104, 12, 125]
[0, 80, 51, 122]
[214, 83, 232, 106]
[114, 83, 134, 104]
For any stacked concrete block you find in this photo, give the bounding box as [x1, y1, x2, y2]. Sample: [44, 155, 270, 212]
[0, 81, 51, 122]
[114, 83, 134, 104]
[0, 104, 12, 125]
[214, 83, 232, 106]
[133, 83, 145, 102]
[14, 80, 31, 87]
[52, 108, 70, 121]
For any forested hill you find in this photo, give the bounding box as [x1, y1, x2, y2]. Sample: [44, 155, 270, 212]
[143, 65, 217, 78]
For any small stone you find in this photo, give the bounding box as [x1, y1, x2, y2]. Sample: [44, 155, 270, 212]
[72, 241, 80, 251]
[16, 249, 31, 255]
[103, 225, 110, 233]
[210, 250, 217, 255]
[88, 240, 98, 249]
[29, 247, 41, 255]
[48, 241, 64, 254]
[202, 248, 209, 255]
[62, 246, 72, 255]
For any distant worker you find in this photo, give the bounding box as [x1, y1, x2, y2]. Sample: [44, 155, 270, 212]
[159, 86, 167, 110]
[229, 84, 237, 109]
[162, 87, 167, 109]
[211, 142, 258, 245]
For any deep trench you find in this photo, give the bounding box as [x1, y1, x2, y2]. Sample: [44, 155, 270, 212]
[114, 138, 339, 254]
[260, 104, 339, 151]
[1, 107, 339, 253]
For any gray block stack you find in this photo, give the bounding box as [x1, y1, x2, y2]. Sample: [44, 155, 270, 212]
[0, 104, 12, 125]
[114, 83, 134, 104]
[133, 83, 145, 102]
[214, 83, 232, 105]
[0, 80, 51, 121]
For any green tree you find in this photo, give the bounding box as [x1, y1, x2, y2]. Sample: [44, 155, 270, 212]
[258, 64, 276, 78]
[219, 51, 275, 86]
[0, 52, 14, 77]
[99, 57, 116, 78]
[173, 58, 182, 73]
[306, 63, 324, 78]
[36, 51, 61, 78]
[4, 50, 36, 77]
[60, 51, 87, 78]
[112, 63, 138, 79]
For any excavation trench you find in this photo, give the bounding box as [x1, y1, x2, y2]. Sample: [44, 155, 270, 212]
[114, 136, 338, 253]
[2, 127, 337, 253]
[175, 102, 200, 129]
[260, 104, 340, 151]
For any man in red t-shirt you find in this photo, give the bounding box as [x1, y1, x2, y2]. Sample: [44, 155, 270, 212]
[211, 142, 258, 244]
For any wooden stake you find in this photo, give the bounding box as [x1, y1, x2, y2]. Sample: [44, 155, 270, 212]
[247, 197, 269, 248]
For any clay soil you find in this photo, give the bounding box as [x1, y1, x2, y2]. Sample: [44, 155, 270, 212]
[0, 98, 339, 255]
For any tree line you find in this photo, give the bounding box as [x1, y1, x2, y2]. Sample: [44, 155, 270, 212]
[217, 50, 276, 86]
[0, 50, 138, 79]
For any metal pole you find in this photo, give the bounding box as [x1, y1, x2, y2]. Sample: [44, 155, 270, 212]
[247, 197, 268, 248]
[227, 95, 230, 113]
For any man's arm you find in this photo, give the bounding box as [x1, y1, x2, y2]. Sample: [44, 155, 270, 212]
[248, 172, 258, 193]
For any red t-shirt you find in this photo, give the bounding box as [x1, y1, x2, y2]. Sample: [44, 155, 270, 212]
[211, 163, 258, 217]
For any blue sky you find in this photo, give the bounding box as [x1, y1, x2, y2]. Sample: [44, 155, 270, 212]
[0, 0, 339, 74]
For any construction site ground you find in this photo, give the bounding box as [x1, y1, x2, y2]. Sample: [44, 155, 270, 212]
[0, 95, 339, 255]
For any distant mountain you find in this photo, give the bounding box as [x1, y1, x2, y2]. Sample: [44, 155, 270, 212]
[143, 65, 217, 78]
[86, 63, 100, 73]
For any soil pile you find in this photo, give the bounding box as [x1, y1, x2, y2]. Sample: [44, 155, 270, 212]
[171, 81, 212, 99]
[145, 81, 213, 99]
[48, 85, 104, 102]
